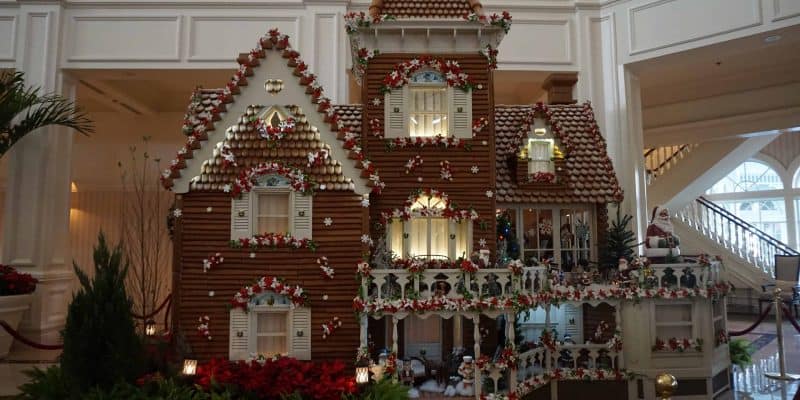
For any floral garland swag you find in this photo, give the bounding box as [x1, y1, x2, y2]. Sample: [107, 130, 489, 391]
[231, 275, 308, 311]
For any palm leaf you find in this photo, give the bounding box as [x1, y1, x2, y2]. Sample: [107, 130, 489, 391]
[0, 70, 93, 156]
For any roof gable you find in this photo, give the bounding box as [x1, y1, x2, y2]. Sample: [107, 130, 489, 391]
[162, 31, 375, 195]
[494, 102, 623, 204]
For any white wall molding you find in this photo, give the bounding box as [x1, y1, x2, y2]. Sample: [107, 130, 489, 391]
[772, 0, 800, 22]
[497, 16, 576, 69]
[186, 15, 299, 62]
[627, 0, 762, 56]
[66, 15, 182, 61]
[0, 15, 16, 62]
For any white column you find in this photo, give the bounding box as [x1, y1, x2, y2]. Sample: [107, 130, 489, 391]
[472, 315, 481, 400]
[359, 315, 368, 348]
[391, 316, 398, 354]
[615, 66, 649, 241]
[505, 313, 517, 388]
[454, 314, 463, 348]
[2, 1, 73, 345]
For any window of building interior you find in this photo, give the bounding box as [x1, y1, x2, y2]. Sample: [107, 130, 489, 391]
[705, 159, 789, 246]
[388, 194, 470, 260]
[520, 119, 557, 175]
[253, 175, 291, 234]
[408, 71, 449, 137]
[250, 292, 292, 358]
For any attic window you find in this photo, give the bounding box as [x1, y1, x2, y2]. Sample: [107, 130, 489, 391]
[519, 118, 561, 181]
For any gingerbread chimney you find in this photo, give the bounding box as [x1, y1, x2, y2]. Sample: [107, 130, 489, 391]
[542, 73, 578, 105]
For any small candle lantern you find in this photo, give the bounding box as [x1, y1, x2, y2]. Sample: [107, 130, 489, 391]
[182, 359, 198, 376]
[145, 319, 156, 336]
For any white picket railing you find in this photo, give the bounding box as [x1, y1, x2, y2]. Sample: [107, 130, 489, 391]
[644, 144, 696, 184]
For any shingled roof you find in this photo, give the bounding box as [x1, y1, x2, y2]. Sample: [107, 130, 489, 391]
[369, 0, 483, 19]
[494, 103, 623, 204]
[161, 30, 377, 195]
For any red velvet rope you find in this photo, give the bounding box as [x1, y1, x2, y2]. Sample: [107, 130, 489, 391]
[781, 305, 800, 334]
[729, 305, 773, 336]
[0, 320, 63, 350]
[131, 294, 172, 321]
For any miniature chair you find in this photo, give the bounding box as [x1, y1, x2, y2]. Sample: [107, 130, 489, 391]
[758, 255, 800, 319]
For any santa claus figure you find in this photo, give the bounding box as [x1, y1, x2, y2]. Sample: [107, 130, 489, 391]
[645, 206, 681, 257]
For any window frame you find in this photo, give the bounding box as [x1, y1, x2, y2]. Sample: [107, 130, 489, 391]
[252, 187, 292, 235]
[249, 304, 292, 358]
[522, 118, 557, 175]
[386, 196, 473, 261]
[407, 82, 450, 138]
[508, 204, 596, 268]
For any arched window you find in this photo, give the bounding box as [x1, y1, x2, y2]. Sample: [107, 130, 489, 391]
[707, 160, 783, 194]
[705, 159, 788, 244]
[387, 194, 470, 261]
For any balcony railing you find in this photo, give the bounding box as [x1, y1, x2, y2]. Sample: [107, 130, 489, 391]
[361, 260, 723, 307]
[644, 144, 695, 184]
[677, 197, 799, 277]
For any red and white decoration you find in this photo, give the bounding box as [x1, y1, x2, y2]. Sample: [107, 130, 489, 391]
[202, 253, 224, 273]
[369, 118, 383, 137]
[379, 56, 476, 94]
[231, 162, 314, 198]
[404, 155, 423, 175]
[506, 259, 524, 276]
[197, 315, 212, 341]
[306, 148, 330, 168]
[652, 337, 703, 352]
[219, 144, 237, 168]
[385, 135, 467, 151]
[230, 233, 316, 251]
[256, 117, 296, 141]
[463, 11, 513, 34]
[231, 275, 308, 311]
[321, 316, 342, 339]
[318, 256, 335, 280]
[378, 188, 479, 225]
[530, 171, 556, 184]
[439, 160, 453, 181]
[472, 117, 489, 136]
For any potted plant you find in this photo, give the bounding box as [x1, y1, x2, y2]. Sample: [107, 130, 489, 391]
[0, 264, 38, 358]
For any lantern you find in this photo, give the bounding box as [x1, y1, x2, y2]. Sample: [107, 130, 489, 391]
[182, 359, 198, 376]
[355, 360, 370, 386]
[145, 319, 156, 336]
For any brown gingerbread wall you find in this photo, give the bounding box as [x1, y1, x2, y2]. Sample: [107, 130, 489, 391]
[361, 53, 497, 257]
[172, 190, 365, 362]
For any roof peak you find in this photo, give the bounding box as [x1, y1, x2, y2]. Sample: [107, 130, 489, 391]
[369, 0, 484, 19]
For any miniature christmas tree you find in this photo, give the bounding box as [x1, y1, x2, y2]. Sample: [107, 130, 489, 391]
[600, 205, 637, 270]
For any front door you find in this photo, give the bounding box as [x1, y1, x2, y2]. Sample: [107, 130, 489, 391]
[404, 315, 442, 361]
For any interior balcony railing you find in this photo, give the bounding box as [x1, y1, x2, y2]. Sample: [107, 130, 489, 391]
[644, 144, 696, 184]
[362, 260, 723, 305]
[676, 196, 800, 278]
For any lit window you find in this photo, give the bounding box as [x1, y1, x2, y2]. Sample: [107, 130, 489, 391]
[388, 195, 471, 260]
[256, 191, 290, 233]
[707, 160, 783, 194]
[408, 71, 448, 137]
[255, 311, 288, 357]
[527, 138, 554, 174]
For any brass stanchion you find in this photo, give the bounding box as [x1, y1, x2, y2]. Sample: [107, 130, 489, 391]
[655, 373, 677, 400]
[764, 287, 800, 381]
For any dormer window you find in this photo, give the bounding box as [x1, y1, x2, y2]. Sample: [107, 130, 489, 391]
[519, 118, 562, 181]
[384, 66, 473, 139]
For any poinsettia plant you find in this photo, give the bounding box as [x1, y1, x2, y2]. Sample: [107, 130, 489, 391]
[0, 264, 38, 296]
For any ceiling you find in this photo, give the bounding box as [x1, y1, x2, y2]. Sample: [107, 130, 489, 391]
[634, 25, 800, 108]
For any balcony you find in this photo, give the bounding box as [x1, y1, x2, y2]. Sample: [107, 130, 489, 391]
[355, 257, 726, 315]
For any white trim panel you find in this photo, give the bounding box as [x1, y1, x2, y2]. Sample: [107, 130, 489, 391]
[187, 16, 299, 61]
[66, 15, 182, 61]
[0, 15, 16, 62]
[497, 17, 574, 66]
[627, 0, 762, 55]
[773, 0, 800, 21]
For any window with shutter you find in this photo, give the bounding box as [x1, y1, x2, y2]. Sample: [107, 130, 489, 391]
[290, 307, 312, 360]
[449, 87, 472, 138]
[228, 308, 250, 360]
[388, 195, 472, 260]
[230, 174, 313, 240]
[384, 87, 408, 138]
[230, 193, 252, 240]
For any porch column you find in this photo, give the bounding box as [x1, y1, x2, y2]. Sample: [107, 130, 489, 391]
[359, 314, 368, 349]
[391, 316, 398, 354]
[453, 315, 463, 348]
[473, 315, 481, 400]
[544, 306, 551, 370]
[2, 1, 74, 346]
[505, 313, 517, 387]
[614, 302, 623, 369]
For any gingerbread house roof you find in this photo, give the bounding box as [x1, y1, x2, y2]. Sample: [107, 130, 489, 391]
[161, 30, 377, 195]
[494, 103, 623, 204]
[369, 0, 483, 19]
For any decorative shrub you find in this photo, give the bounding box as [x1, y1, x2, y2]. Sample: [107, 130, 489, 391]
[0, 264, 38, 295]
[60, 233, 144, 394]
[194, 357, 357, 399]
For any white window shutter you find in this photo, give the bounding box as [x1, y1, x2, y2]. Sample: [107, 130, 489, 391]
[384, 86, 408, 138]
[228, 308, 250, 360]
[290, 192, 313, 239]
[231, 193, 252, 239]
[289, 307, 311, 360]
[449, 87, 472, 138]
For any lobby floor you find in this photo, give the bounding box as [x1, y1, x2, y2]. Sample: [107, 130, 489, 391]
[0, 315, 798, 398]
